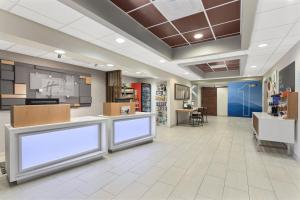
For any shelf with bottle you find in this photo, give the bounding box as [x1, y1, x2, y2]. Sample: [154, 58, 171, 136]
[268, 89, 298, 119]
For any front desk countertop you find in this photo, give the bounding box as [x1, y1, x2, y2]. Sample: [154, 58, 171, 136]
[100, 112, 156, 152]
[5, 116, 108, 183]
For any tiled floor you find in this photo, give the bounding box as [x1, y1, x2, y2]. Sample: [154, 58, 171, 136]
[1, 116, 300, 200]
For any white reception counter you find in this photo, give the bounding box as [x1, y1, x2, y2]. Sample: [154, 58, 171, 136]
[101, 112, 156, 152]
[5, 116, 107, 183]
[5, 113, 156, 183]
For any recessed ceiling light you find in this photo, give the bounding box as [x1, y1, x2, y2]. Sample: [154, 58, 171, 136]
[193, 33, 203, 39]
[54, 49, 65, 54]
[258, 43, 268, 48]
[136, 71, 142, 74]
[184, 72, 190, 75]
[251, 65, 257, 68]
[106, 64, 114, 67]
[160, 59, 166, 63]
[115, 38, 125, 44]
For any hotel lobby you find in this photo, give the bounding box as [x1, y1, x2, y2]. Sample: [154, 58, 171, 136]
[0, 0, 300, 199]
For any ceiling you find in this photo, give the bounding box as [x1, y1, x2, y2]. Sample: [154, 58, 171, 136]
[196, 59, 240, 73]
[0, 0, 299, 81]
[0, 0, 199, 80]
[111, 0, 241, 48]
[245, 0, 300, 76]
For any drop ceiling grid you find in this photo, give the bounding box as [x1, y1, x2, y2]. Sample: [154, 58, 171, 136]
[110, 0, 241, 48]
[195, 59, 240, 73]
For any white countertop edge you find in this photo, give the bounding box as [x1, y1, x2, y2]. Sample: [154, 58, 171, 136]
[5, 116, 108, 133]
[100, 112, 156, 120]
[253, 112, 295, 121]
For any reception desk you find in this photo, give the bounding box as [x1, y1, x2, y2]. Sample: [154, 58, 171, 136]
[5, 116, 107, 183]
[102, 112, 156, 152]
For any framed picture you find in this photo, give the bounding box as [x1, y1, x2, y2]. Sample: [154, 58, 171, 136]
[175, 84, 190, 100]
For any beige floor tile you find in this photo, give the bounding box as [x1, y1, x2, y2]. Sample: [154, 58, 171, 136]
[103, 172, 138, 195]
[159, 167, 185, 185]
[141, 182, 173, 200]
[198, 175, 224, 200]
[136, 166, 167, 186]
[272, 180, 300, 200]
[114, 181, 149, 200]
[249, 187, 277, 200]
[169, 175, 203, 200]
[266, 165, 292, 183]
[222, 187, 249, 200]
[195, 194, 214, 200]
[247, 171, 273, 191]
[207, 163, 227, 179]
[225, 170, 248, 191]
[88, 189, 115, 200]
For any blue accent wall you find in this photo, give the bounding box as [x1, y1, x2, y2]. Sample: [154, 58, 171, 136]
[228, 81, 262, 117]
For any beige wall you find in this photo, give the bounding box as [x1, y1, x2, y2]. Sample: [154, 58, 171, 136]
[263, 41, 300, 159]
[0, 51, 106, 153]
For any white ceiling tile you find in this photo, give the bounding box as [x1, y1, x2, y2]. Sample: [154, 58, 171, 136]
[281, 35, 300, 46]
[0, 39, 14, 50]
[65, 17, 115, 39]
[17, 0, 82, 25]
[92, 39, 119, 51]
[255, 4, 300, 30]
[288, 22, 300, 36]
[252, 24, 292, 42]
[153, 0, 203, 21]
[0, 0, 16, 10]
[10, 5, 63, 29]
[8, 44, 48, 57]
[60, 26, 96, 42]
[257, 0, 300, 13]
[247, 55, 270, 67]
[249, 39, 281, 56]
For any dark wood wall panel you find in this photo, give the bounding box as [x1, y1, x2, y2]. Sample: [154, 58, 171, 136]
[201, 87, 217, 116]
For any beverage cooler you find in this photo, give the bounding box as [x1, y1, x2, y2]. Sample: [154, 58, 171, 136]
[131, 83, 151, 112]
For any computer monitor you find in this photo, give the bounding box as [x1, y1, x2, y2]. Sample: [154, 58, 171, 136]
[25, 98, 59, 105]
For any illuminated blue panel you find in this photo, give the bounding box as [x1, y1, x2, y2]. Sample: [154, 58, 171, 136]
[20, 124, 100, 171]
[114, 117, 151, 144]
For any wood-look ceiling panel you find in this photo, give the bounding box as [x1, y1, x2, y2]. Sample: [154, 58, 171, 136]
[172, 12, 209, 33]
[194, 59, 240, 73]
[162, 35, 188, 46]
[148, 22, 179, 38]
[206, 1, 240, 25]
[213, 20, 240, 38]
[110, 0, 241, 48]
[111, 0, 150, 12]
[129, 4, 167, 28]
[202, 0, 235, 9]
